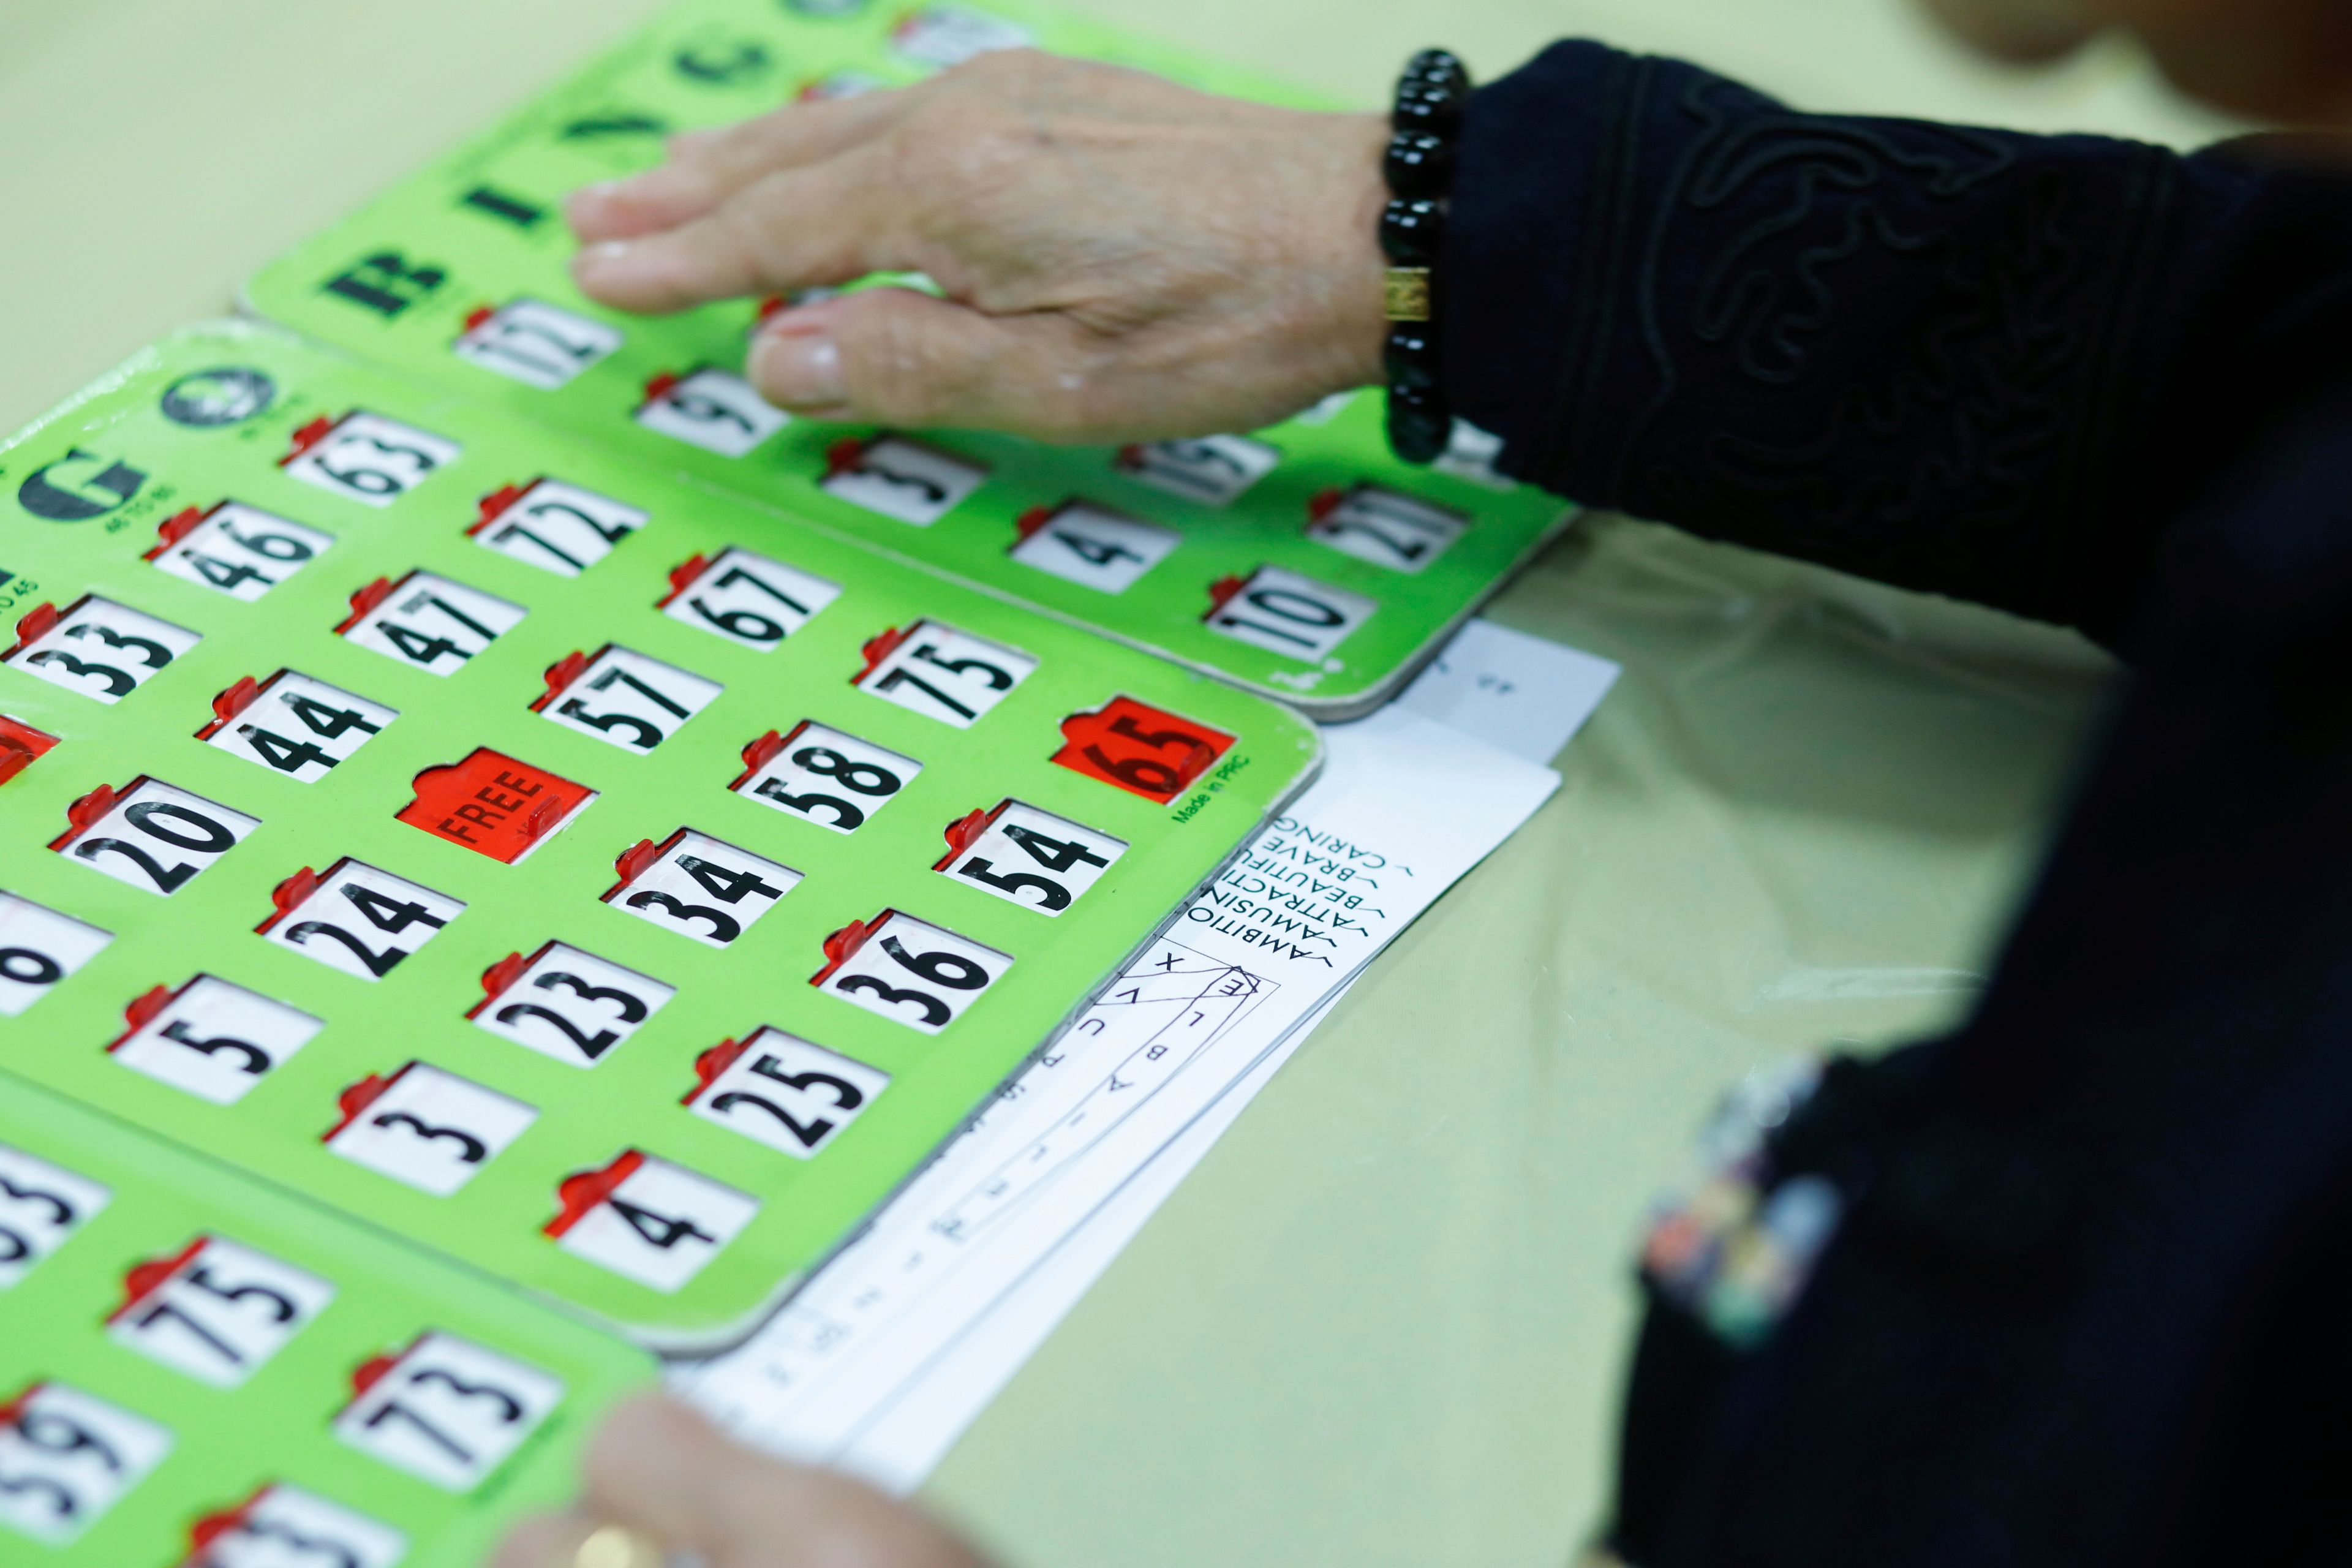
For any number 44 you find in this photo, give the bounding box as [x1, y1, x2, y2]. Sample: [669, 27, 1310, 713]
[203, 670, 396, 783]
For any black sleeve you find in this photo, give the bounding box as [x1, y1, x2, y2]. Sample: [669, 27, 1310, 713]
[1442, 40, 2352, 650]
[1608, 394, 2352, 1568]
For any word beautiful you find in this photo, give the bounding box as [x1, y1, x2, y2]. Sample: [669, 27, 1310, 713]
[1189, 819, 1389, 967]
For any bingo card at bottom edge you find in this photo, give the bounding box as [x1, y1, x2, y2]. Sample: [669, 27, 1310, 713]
[0, 1070, 656, 1568]
[241, 0, 1578, 720]
[0, 320, 1321, 1350]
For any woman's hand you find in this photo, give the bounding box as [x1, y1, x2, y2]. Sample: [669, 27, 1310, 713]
[493, 1395, 992, 1568]
[566, 50, 1389, 444]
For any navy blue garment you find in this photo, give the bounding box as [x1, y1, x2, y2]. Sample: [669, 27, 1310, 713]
[1445, 42, 2352, 1567]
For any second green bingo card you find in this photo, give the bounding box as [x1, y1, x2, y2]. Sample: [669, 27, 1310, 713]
[244, 0, 1575, 718]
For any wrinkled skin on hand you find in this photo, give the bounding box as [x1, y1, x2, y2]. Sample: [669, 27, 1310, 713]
[568, 50, 1390, 443]
[569, 4, 2352, 452]
[492, 1395, 992, 1568]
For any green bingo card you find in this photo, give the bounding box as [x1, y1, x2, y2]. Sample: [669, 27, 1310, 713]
[244, 0, 1574, 719]
[0, 322, 1317, 1352]
[0, 1072, 654, 1568]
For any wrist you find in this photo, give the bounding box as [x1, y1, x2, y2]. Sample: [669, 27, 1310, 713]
[1303, 111, 1395, 394]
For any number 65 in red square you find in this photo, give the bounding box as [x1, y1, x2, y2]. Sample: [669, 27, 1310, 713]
[1052, 698, 1232, 804]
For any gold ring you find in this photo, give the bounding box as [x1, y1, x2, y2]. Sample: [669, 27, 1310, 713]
[573, 1523, 665, 1568]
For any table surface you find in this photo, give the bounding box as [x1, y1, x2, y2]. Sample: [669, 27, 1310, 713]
[0, 4, 2231, 1564]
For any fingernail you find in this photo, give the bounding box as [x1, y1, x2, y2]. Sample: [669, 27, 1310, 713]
[564, 181, 625, 229]
[751, 327, 844, 407]
[574, 1524, 665, 1568]
[572, 239, 636, 276]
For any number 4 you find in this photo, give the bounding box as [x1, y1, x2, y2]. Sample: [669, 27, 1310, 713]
[678, 855, 778, 904]
[344, 884, 445, 935]
[285, 693, 380, 739]
[548, 1153, 756, 1291]
[1001, 824, 1108, 873]
[607, 1196, 711, 1250]
[241, 730, 333, 774]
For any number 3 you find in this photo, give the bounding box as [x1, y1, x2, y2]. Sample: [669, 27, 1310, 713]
[370, 1112, 488, 1166]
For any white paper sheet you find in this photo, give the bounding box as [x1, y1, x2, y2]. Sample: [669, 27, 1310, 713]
[1390, 616, 1621, 765]
[672, 624, 1619, 1489]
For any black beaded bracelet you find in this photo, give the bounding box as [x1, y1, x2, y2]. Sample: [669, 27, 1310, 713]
[1381, 48, 1468, 465]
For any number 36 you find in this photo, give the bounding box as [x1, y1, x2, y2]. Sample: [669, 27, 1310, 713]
[813, 912, 1011, 1034]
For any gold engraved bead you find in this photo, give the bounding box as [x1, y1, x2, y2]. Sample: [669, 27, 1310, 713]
[1384, 267, 1432, 322]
